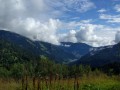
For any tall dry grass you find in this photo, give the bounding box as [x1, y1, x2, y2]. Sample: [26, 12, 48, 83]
[0, 74, 120, 90]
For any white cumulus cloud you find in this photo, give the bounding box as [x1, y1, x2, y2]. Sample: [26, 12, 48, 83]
[115, 31, 120, 43]
[98, 9, 107, 13]
[59, 23, 116, 47]
[9, 18, 61, 45]
[99, 14, 120, 23]
[0, 0, 118, 47]
[114, 4, 120, 12]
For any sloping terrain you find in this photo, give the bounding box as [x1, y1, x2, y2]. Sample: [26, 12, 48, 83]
[74, 43, 120, 67]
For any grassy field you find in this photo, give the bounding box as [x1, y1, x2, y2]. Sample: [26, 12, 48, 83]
[0, 74, 120, 90]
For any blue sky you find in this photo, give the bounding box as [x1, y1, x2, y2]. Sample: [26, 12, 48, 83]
[0, 0, 120, 47]
[59, 0, 120, 25]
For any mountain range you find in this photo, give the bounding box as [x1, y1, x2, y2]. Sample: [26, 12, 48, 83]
[74, 43, 120, 67]
[0, 30, 120, 68]
[0, 30, 92, 64]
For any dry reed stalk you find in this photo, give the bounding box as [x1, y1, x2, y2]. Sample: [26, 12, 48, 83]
[49, 74, 53, 90]
[25, 75, 28, 90]
[45, 77, 49, 90]
[37, 77, 41, 90]
[41, 77, 44, 90]
[74, 75, 79, 90]
[76, 80, 79, 90]
[33, 76, 36, 90]
[22, 77, 24, 90]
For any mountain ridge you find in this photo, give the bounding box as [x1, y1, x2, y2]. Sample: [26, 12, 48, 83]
[73, 42, 120, 67]
[2, 30, 119, 67]
[0, 30, 93, 63]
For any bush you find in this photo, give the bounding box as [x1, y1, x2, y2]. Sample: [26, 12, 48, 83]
[0, 67, 10, 78]
[10, 63, 24, 79]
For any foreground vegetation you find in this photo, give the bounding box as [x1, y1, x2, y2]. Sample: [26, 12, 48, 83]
[0, 74, 120, 90]
[0, 56, 120, 90]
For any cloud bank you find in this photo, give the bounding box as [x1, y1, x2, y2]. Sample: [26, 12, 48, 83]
[115, 31, 120, 43]
[59, 24, 115, 47]
[0, 0, 119, 47]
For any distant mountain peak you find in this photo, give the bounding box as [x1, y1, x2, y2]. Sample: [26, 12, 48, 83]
[72, 42, 120, 67]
